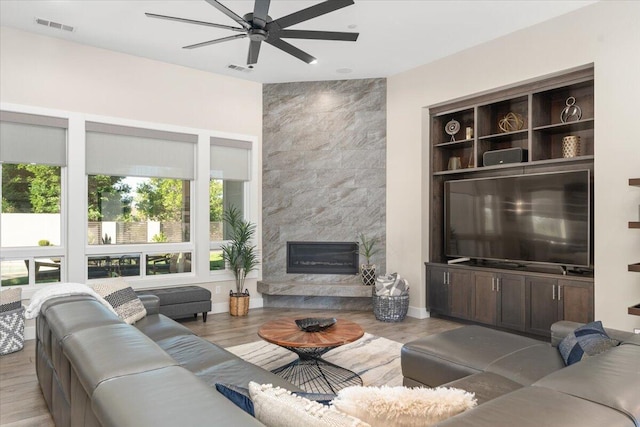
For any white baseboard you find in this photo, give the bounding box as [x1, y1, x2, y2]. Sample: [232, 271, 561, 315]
[406, 306, 430, 319]
[25, 325, 36, 341]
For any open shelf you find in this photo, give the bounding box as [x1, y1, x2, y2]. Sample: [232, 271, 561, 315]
[435, 139, 474, 148]
[478, 129, 528, 141]
[629, 222, 640, 229]
[630, 178, 640, 187]
[628, 263, 640, 273]
[533, 118, 594, 133]
[628, 303, 640, 316]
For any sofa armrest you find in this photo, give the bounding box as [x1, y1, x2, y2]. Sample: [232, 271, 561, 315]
[551, 321, 582, 347]
[138, 294, 160, 315]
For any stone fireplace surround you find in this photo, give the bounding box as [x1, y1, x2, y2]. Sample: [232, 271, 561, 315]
[260, 78, 386, 310]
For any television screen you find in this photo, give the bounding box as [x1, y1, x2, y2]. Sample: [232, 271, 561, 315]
[445, 170, 591, 267]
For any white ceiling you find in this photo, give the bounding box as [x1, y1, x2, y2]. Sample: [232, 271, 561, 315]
[0, 0, 595, 84]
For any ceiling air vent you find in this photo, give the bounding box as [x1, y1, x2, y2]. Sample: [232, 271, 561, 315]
[227, 64, 253, 73]
[35, 18, 75, 32]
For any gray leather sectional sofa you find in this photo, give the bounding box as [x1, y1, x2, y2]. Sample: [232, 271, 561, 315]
[402, 322, 640, 426]
[36, 294, 300, 427]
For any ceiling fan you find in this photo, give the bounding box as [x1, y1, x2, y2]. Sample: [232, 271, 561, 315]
[146, 0, 359, 66]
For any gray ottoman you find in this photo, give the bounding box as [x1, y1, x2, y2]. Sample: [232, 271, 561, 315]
[136, 286, 212, 322]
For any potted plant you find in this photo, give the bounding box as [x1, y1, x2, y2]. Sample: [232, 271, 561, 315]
[358, 233, 380, 286]
[221, 206, 260, 316]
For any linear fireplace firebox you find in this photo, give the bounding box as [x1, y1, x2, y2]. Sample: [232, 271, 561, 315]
[287, 241, 359, 275]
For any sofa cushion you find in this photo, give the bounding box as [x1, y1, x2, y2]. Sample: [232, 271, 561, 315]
[92, 366, 263, 427]
[157, 334, 239, 373]
[485, 343, 565, 385]
[63, 323, 176, 395]
[134, 314, 194, 342]
[535, 343, 640, 425]
[198, 358, 304, 392]
[442, 372, 522, 405]
[401, 326, 542, 386]
[92, 280, 146, 324]
[436, 386, 632, 427]
[332, 385, 476, 427]
[558, 321, 618, 366]
[248, 382, 369, 427]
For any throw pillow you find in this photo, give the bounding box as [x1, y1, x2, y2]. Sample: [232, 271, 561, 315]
[0, 288, 22, 313]
[91, 279, 146, 324]
[248, 382, 370, 427]
[216, 383, 336, 417]
[332, 385, 477, 427]
[558, 321, 619, 366]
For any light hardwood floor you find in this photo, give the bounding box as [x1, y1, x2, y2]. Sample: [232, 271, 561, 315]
[0, 307, 462, 427]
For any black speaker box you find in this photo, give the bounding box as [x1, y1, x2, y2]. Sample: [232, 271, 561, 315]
[483, 148, 528, 166]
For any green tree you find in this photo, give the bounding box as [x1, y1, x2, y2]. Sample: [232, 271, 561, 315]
[87, 175, 131, 221]
[135, 178, 185, 221]
[1, 164, 61, 213]
[209, 179, 223, 222]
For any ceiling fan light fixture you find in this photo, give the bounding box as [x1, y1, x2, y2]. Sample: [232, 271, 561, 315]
[147, 0, 358, 66]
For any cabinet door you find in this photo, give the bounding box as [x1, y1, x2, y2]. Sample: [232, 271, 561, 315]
[496, 274, 526, 331]
[558, 279, 594, 324]
[526, 277, 558, 337]
[449, 269, 473, 320]
[427, 267, 449, 314]
[473, 271, 497, 325]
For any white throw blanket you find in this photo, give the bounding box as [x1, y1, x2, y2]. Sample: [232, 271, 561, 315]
[25, 282, 117, 319]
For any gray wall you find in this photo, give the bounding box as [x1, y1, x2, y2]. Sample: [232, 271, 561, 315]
[262, 78, 386, 282]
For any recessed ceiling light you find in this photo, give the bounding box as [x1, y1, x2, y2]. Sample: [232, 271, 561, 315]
[347, 24, 358, 29]
[336, 68, 353, 74]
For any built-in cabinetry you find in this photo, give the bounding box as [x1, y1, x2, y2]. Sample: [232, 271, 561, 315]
[426, 65, 595, 336]
[629, 178, 640, 316]
[426, 263, 593, 338]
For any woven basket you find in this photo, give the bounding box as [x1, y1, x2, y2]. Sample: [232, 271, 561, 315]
[373, 292, 409, 322]
[0, 306, 25, 355]
[229, 292, 250, 316]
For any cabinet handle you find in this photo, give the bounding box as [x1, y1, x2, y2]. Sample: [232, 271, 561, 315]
[492, 277, 495, 291]
[497, 278, 501, 292]
[558, 285, 562, 301]
[552, 284, 556, 300]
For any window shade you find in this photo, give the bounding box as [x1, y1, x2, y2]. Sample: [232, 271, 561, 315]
[0, 111, 67, 166]
[86, 122, 196, 180]
[210, 138, 251, 181]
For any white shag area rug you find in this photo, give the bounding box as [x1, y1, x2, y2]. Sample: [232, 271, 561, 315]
[226, 332, 404, 387]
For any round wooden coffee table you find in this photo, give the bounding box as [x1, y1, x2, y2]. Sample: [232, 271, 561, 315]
[258, 317, 364, 394]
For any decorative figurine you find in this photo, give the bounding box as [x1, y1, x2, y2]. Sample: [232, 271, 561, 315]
[560, 96, 582, 123]
[445, 119, 460, 142]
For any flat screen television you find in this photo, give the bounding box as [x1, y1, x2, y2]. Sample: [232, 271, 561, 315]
[445, 170, 591, 268]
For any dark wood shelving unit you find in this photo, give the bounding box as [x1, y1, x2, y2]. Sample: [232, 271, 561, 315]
[629, 178, 639, 316]
[426, 65, 596, 336]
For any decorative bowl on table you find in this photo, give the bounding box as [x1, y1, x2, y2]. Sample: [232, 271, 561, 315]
[295, 317, 337, 332]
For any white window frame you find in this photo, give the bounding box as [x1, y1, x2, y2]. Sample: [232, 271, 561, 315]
[0, 108, 68, 292]
[1, 103, 260, 294]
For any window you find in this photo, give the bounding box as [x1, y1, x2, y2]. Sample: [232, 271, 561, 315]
[0, 111, 67, 286]
[209, 138, 251, 271]
[85, 122, 196, 279]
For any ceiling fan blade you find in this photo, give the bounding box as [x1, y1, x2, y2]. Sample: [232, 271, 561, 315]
[266, 38, 316, 64]
[205, 0, 251, 30]
[279, 29, 358, 41]
[269, 0, 354, 30]
[247, 40, 262, 65]
[145, 13, 245, 32]
[183, 34, 247, 49]
[252, 0, 271, 29]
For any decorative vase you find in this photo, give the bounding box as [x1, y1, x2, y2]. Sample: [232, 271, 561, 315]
[361, 264, 377, 286]
[562, 135, 581, 158]
[229, 289, 250, 316]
